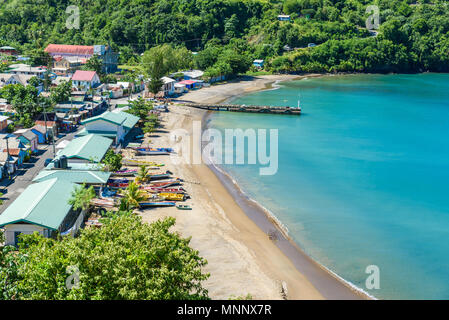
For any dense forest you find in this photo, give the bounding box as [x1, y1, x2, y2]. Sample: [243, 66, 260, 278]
[1, 0, 449, 74]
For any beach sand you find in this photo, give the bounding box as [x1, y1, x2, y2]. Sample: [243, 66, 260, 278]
[135, 75, 369, 300]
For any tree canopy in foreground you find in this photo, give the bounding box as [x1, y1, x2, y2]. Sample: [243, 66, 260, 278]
[0, 215, 210, 300]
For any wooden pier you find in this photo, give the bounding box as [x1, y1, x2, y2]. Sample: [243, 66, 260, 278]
[180, 102, 301, 115]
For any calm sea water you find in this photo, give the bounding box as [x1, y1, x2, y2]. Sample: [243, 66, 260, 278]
[209, 74, 449, 299]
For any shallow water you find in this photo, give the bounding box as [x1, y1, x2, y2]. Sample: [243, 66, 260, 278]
[209, 73, 449, 299]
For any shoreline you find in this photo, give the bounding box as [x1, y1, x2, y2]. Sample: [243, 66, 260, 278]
[140, 73, 372, 299]
[201, 110, 372, 300]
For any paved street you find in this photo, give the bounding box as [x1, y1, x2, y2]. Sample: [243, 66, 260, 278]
[0, 130, 78, 214]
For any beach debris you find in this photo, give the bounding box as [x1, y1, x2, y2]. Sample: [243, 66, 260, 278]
[268, 229, 279, 241]
[281, 281, 288, 300]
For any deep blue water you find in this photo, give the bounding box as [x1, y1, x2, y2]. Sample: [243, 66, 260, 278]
[209, 74, 449, 299]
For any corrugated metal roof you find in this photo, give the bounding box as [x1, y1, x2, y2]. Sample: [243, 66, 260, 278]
[72, 70, 97, 81]
[56, 134, 112, 162]
[33, 169, 111, 184]
[45, 44, 94, 56]
[82, 111, 139, 130]
[0, 178, 76, 230]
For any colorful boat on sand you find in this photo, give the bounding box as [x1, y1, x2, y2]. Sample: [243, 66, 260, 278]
[139, 201, 176, 208]
[113, 169, 138, 176]
[122, 159, 164, 167]
[100, 187, 117, 199]
[107, 178, 131, 188]
[176, 204, 192, 210]
[91, 198, 116, 208]
[146, 187, 186, 194]
[134, 147, 174, 156]
[158, 193, 185, 201]
[140, 180, 181, 189]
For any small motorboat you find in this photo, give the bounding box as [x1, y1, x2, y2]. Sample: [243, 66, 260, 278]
[176, 204, 192, 210]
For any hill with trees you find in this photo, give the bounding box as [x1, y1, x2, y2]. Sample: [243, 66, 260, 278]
[1, 0, 449, 74]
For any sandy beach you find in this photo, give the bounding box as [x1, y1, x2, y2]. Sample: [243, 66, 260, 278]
[133, 75, 369, 300]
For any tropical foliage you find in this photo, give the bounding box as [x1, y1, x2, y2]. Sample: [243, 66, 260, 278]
[68, 184, 96, 212]
[0, 215, 210, 300]
[1, 0, 449, 74]
[102, 149, 122, 172]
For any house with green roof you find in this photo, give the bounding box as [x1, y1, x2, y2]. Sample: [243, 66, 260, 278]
[56, 134, 112, 164]
[33, 169, 111, 185]
[78, 111, 139, 145]
[0, 178, 83, 246]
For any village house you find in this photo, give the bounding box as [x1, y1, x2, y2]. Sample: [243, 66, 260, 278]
[162, 77, 176, 96]
[0, 178, 83, 246]
[35, 120, 58, 138]
[0, 73, 21, 88]
[31, 125, 47, 144]
[78, 111, 139, 145]
[0, 152, 16, 177]
[253, 59, 264, 68]
[56, 134, 113, 164]
[13, 129, 38, 153]
[8, 64, 46, 79]
[71, 70, 101, 90]
[33, 169, 111, 186]
[0, 46, 18, 56]
[0, 135, 28, 167]
[278, 14, 291, 21]
[0, 115, 9, 132]
[52, 56, 85, 75]
[44, 44, 118, 73]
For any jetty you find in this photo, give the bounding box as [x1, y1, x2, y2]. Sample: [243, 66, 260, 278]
[178, 102, 301, 115]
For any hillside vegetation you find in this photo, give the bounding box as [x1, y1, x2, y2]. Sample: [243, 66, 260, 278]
[1, 0, 449, 73]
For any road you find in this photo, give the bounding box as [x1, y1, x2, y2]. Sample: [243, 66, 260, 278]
[0, 130, 78, 214]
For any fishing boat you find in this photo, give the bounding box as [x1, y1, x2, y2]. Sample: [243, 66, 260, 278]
[147, 170, 173, 181]
[150, 179, 181, 188]
[122, 159, 165, 167]
[113, 169, 138, 177]
[139, 201, 176, 208]
[135, 148, 173, 156]
[146, 187, 186, 194]
[140, 180, 181, 189]
[158, 193, 185, 201]
[107, 178, 131, 189]
[100, 187, 117, 199]
[91, 198, 116, 208]
[176, 204, 192, 210]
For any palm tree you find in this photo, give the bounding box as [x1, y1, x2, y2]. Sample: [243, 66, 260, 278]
[121, 181, 146, 210]
[135, 165, 150, 184]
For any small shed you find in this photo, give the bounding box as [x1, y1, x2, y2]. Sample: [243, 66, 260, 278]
[31, 125, 47, 144]
[253, 59, 264, 68]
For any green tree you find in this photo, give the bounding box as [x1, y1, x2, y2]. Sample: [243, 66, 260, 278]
[83, 55, 103, 76]
[102, 149, 122, 172]
[135, 165, 150, 184]
[7, 215, 209, 299]
[50, 80, 72, 104]
[68, 184, 96, 212]
[120, 181, 146, 210]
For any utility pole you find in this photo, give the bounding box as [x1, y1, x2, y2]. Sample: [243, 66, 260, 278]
[41, 101, 56, 157]
[5, 136, 10, 180]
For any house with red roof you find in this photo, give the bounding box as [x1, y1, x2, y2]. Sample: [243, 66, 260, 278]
[44, 44, 118, 73]
[71, 70, 101, 90]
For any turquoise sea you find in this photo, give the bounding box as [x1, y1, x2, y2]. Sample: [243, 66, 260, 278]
[209, 74, 449, 299]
